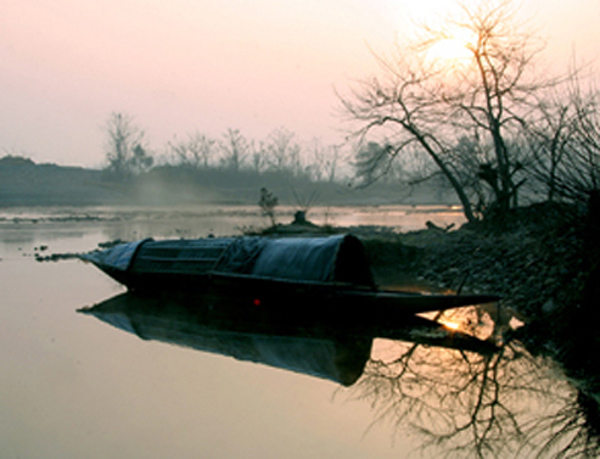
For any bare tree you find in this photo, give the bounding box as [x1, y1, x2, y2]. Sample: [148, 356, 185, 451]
[325, 145, 340, 183]
[339, 1, 551, 222]
[353, 141, 407, 185]
[104, 112, 153, 178]
[264, 127, 302, 175]
[251, 141, 267, 173]
[220, 128, 250, 171]
[553, 79, 600, 203]
[168, 132, 216, 169]
[569, 89, 600, 200]
[523, 94, 577, 202]
[306, 138, 340, 183]
[524, 72, 600, 205]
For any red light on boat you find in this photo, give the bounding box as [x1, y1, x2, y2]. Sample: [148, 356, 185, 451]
[253, 298, 261, 306]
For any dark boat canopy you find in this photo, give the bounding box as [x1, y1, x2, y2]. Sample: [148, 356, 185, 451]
[213, 234, 374, 285]
[82, 234, 375, 287]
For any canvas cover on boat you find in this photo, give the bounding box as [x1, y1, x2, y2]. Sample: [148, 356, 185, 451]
[129, 237, 235, 275]
[213, 234, 374, 285]
[83, 234, 375, 287]
[80, 238, 149, 271]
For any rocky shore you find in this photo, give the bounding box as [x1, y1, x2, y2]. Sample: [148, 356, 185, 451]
[364, 203, 585, 318]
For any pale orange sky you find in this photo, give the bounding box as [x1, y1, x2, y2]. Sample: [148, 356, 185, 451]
[1, 0, 599, 167]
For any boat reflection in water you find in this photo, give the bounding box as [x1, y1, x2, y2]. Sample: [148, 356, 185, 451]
[78, 291, 497, 387]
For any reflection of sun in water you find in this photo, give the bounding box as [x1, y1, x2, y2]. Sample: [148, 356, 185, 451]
[440, 319, 460, 330]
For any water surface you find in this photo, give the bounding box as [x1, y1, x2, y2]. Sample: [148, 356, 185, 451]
[0, 205, 592, 458]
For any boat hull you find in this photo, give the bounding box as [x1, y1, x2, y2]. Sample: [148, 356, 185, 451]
[80, 234, 500, 316]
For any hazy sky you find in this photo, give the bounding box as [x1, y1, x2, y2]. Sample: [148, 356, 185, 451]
[1, 0, 599, 167]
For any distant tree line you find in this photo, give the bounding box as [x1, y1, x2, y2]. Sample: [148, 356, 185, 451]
[102, 113, 340, 185]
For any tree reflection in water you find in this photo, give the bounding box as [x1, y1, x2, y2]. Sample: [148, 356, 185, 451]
[81, 292, 599, 457]
[349, 305, 600, 458]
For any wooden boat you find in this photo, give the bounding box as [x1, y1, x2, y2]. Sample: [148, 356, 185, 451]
[80, 234, 500, 316]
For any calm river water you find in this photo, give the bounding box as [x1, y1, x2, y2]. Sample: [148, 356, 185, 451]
[0, 205, 592, 458]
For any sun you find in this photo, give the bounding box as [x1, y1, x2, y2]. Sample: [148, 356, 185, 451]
[424, 26, 477, 70]
[427, 38, 473, 63]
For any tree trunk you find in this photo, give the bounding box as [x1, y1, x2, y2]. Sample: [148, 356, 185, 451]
[409, 127, 478, 223]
